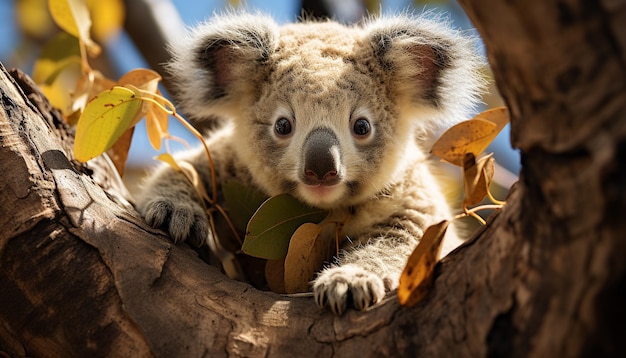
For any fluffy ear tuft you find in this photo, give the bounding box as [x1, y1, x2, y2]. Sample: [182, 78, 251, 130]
[365, 14, 486, 127]
[168, 13, 279, 121]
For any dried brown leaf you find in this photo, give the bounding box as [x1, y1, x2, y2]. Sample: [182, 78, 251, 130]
[431, 106, 509, 166]
[431, 118, 495, 166]
[398, 220, 449, 307]
[462, 152, 495, 207]
[117, 68, 161, 91]
[105, 127, 134, 177]
[476, 106, 509, 132]
[265, 259, 286, 294]
[283, 223, 325, 294]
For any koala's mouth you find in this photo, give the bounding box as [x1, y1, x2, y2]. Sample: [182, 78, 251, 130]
[304, 181, 339, 193]
[298, 165, 346, 206]
[298, 182, 345, 207]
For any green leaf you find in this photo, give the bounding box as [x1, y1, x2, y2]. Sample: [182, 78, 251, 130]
[73, 86, 143, 162]
[222, 180, 269, 232]
[242, 194, 328, 260]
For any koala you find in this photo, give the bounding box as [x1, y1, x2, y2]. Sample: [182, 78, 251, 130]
[136, 12, 484, 315]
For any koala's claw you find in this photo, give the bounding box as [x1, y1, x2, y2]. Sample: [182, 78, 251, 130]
[313, 265, 386, 315]
[140, 197, 209, 247]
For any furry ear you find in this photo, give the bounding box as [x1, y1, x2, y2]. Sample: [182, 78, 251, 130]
[168, 13, 279, 120]
[365, 15, 485, 124]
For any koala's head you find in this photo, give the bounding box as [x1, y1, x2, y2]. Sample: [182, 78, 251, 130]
[169, 13, 484, 209]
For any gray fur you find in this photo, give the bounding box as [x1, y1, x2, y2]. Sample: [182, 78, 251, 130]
[137, 12, 485, 315]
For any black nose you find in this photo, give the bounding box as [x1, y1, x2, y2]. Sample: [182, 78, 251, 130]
[302, 127, 343, 186]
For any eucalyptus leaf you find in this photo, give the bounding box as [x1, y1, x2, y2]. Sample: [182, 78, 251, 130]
[73, 86, 142, 162]
[32, 32, 81, 85]
[398, 220, 449, 307]
[283, 223, 325, 294]
[222, 180, 269, 232]
[242, 194, 328, 260]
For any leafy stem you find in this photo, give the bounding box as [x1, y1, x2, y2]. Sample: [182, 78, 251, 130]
[133, 87, 219, 205]
[456, 204, 504, 225]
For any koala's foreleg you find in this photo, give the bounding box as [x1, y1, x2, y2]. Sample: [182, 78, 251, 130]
[136, 147, 212, 247]
[313, 220, 425, 315]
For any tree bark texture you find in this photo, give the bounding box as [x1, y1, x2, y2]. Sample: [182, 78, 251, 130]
[1, 0, 625, 357]
[458, 0, 626, 356]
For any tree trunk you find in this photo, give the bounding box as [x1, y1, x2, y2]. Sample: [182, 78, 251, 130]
[1, 0, 625, 356]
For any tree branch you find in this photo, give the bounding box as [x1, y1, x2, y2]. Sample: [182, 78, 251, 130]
[122, 0, 185, 93]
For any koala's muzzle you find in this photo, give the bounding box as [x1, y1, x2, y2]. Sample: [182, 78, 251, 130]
[302, 127, 343, 186]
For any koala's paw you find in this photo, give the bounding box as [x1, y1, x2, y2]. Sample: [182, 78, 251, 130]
[313, 264, 386, 315]
[140, 197, 209, 247]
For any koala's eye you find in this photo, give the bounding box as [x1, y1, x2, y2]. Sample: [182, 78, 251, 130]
[352, 118, 371, 137]
[274, 117, 293, 137]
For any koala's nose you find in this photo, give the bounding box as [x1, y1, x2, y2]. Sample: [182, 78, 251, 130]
[302, 127, 343, 186]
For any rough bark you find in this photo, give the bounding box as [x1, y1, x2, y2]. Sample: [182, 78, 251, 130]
[458, 0, 626, 355]
[1, 1, 625, 357]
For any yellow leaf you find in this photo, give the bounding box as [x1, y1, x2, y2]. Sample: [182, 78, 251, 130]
[115, 70, 167, 150]
[89, 70, 117, 98]
[48, 0, 101, 55]
[398, 220, 449, 307]
[41, 77, 77, 116]
[87, 0, 124, 42]
[32, 33, 81, 85]
[73, 86, 142, 162]
[145, 91, 169, 150]
[462, 153, 496, 207]
[154, 153, 181, 171]
[68, 70, 116, 123]
[17, 0, 55, 40]
[117, 70, 163, 132]
[283, 223, 327, 294]
[431, 107, 509, 166]
[266, 259, 286, 294]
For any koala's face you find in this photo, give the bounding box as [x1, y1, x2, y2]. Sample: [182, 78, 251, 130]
[169, 14, 484, 208]
[240, 23, 414, 208]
